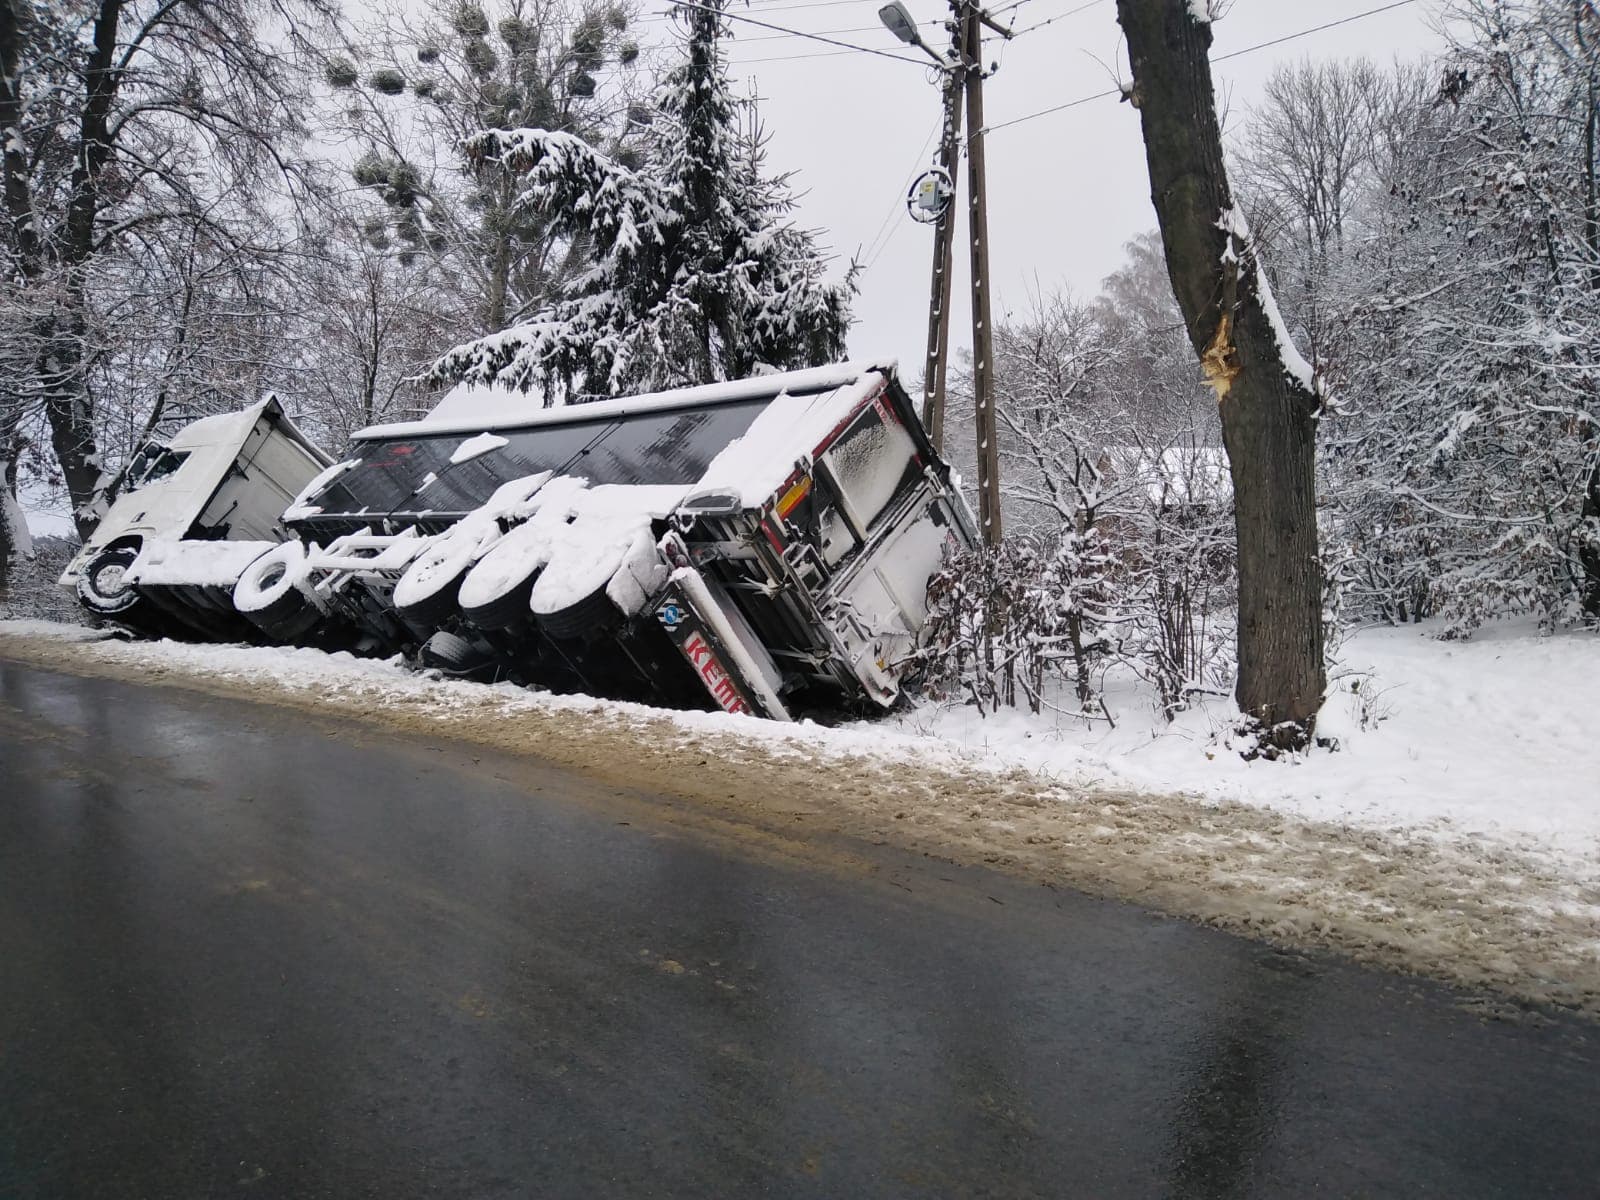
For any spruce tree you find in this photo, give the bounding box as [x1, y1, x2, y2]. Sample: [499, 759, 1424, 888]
[433, 0, 856, 401]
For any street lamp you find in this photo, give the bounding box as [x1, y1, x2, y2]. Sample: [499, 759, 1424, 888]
[878, 2, 951, 67]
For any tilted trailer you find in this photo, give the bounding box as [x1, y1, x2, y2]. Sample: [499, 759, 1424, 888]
[68, 362, 976, 719]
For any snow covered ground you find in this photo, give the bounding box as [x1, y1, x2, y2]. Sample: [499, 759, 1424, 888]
[892, 621, 1600, 859]
[3, 616, 1597, 1017]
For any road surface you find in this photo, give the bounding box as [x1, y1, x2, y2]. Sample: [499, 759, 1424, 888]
[1, 659, 1597, 1198]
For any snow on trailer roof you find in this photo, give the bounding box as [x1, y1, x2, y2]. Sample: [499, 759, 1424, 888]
[355, 361, 894, 441]
[297, 361, 903, 526]
[692, 366, 894, 509]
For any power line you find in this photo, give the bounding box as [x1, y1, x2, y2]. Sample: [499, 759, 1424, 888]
[730, 46, 870, 63]
[640, 0, 889, 20]
[739, 0, 885, 9]
[862, 117, 944, 270]
[983, 0, 1421, 135]
[982, 84, 1117, 133]
[663, 0, 926, 65]
[1214, 0, 1419, 64]
[1009, 0, 1107, 38]
[724, 20, 941, 45]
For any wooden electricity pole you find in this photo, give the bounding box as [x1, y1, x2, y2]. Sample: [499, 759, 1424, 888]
[919, 20, 965, 453]
[907, 0, 1004, 544]
[962, 0, 1003, 546]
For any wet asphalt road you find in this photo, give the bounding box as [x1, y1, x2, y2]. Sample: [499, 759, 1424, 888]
[1, 660, 1598, 1199]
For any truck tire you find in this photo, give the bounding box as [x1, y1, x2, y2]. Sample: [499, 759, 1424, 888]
[76, 546, 142, 616]
[418, 630, 496, 679]
[533, 582, 619, 641]
[234, 542, 319, 639]
[393, 541, 476, 628]
[461, 564, 542, 631]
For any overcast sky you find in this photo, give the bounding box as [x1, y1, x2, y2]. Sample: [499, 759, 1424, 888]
[686, 0, 1446, 368]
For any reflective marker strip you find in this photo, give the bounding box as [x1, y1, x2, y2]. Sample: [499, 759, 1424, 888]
[776, 476, 812, 519]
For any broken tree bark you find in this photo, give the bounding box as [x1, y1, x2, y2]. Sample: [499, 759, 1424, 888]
[1115, 0, 1325, 748]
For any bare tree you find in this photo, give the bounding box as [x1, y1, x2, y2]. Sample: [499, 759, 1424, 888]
[324, 0, 645, 341]
[1116, 0, 1326, 750]
[1236, 59, 1380, 362]
[1090, 231, 1218, 441]
[290, 213, 463, 445]
[0, 0, 339, 552]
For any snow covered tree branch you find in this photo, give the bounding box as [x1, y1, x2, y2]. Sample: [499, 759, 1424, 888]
[431, 0, 856, 403]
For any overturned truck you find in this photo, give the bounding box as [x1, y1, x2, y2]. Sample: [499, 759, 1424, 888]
[63, 362, 975, 719]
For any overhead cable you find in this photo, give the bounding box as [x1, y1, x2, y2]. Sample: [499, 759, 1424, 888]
[663, 0, 927, 65]
[1009, 0, 1107, 38]
[983, 0, 1421, 135]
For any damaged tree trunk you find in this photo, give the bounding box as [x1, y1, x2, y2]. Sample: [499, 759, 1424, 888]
[1116, 0, 1325, 749]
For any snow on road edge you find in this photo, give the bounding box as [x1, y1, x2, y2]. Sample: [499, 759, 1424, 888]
[4, 619, 1599, 1018]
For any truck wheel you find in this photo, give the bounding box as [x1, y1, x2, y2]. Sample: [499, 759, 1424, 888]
[393, 541, 476, 628]
[77, 546, 141, 615]
[533, 582, 619, 641]
[233, 542, 317, 638]
[418, 630, 495, 679]
[461, 564, 543, 631]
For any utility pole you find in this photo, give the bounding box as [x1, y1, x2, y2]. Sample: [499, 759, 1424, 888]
[961, 0, 1003, 546]
[919, 21, 964, 453]
[881, 0, 1004, 546]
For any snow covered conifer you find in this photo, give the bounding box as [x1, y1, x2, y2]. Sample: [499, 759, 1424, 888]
[433, 0, 856, 401]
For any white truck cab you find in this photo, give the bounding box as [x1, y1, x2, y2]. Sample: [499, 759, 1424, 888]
[60, 396, 330, 632]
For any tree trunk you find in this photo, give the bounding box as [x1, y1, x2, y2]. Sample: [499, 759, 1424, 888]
[36, 307, 103, 539]
[1580, 454, 1600, 620]
[31, 0, 124, 538]
[0, 445, 23, 604]
[1115, 0, 1326, 749]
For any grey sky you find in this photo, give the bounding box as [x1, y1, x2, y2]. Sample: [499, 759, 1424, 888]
[707, 0, 1446, 368]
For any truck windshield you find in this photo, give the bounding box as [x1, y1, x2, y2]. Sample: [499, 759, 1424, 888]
[122, 443, 191, 494]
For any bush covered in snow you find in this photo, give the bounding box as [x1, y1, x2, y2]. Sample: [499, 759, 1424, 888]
[927, 263, 1234, 724]
[0, 537, 85, 625]
[1237, 9, 1600, 637]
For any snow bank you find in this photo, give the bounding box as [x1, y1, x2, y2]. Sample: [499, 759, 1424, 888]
[890, 621, 1600, 856]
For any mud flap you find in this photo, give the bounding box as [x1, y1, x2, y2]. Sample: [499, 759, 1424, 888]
[654, 569, 791, 721]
